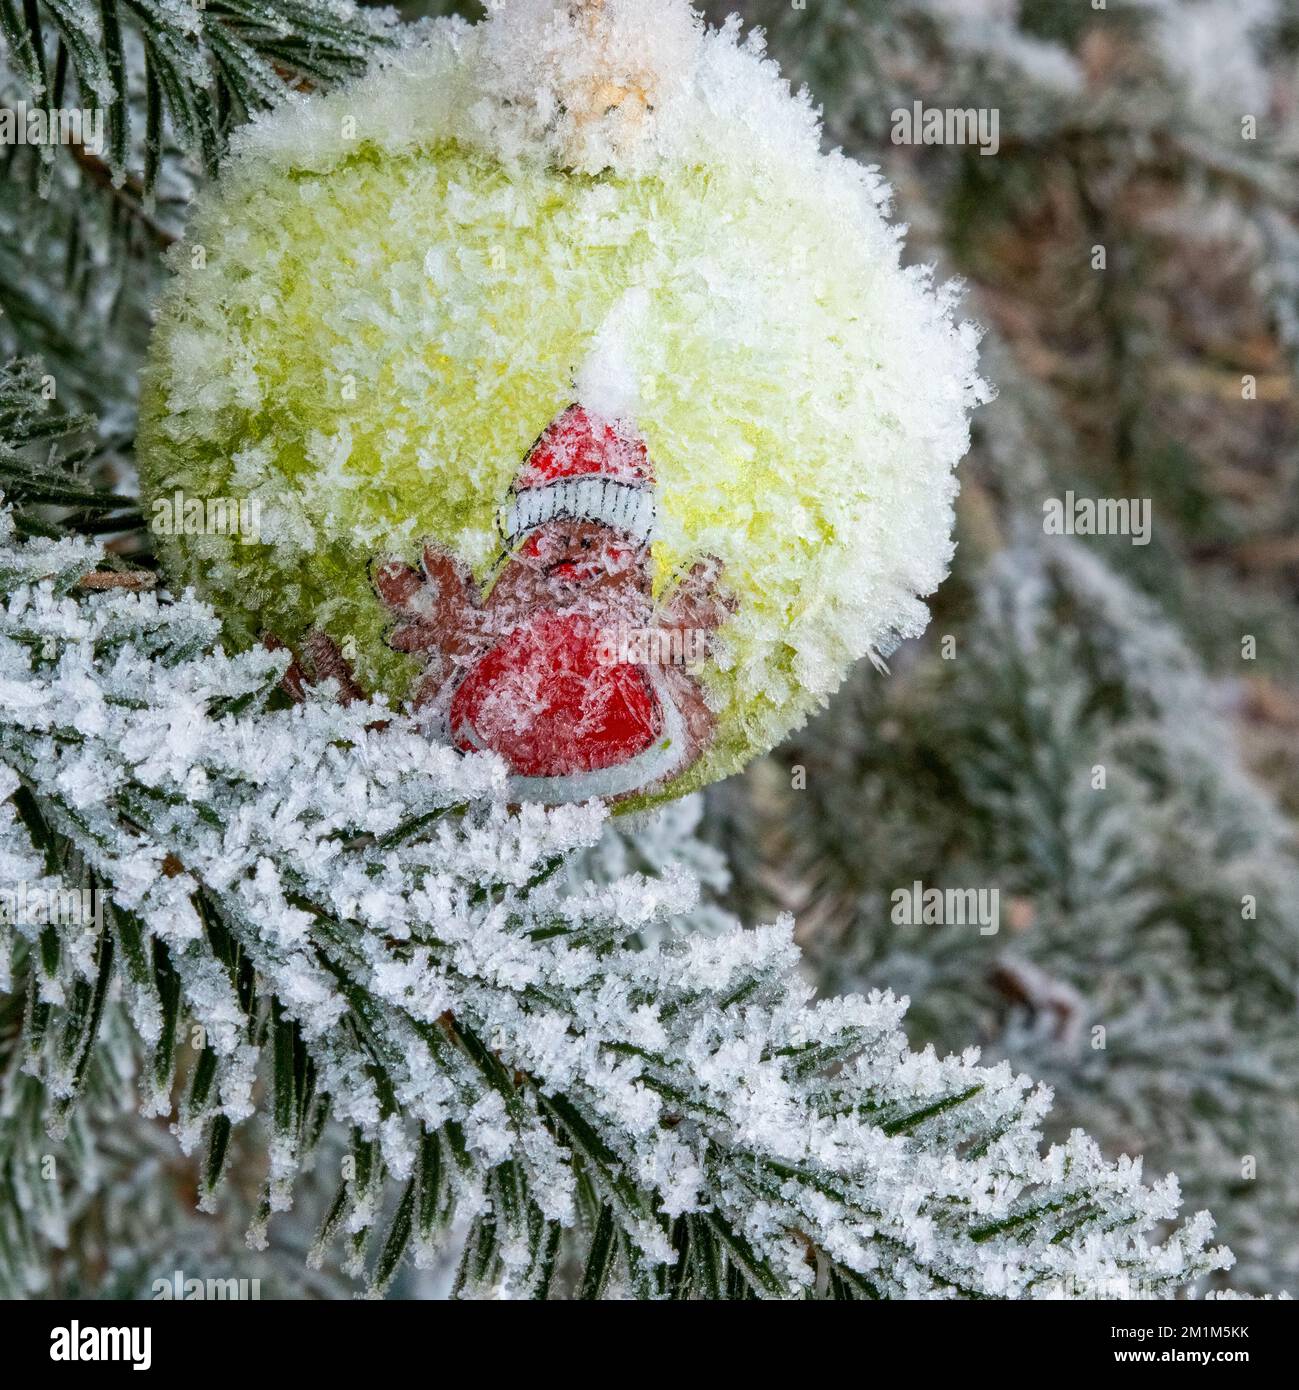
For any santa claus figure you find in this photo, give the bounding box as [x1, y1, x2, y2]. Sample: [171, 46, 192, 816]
[373, 405, 732, 803]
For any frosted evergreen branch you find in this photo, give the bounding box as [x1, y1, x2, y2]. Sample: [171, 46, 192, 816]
[0, 511, 1233, 1298]
[0, 0, 398, 192]
[0, 356, 139, 533]
[768, 536, 1299, 1292]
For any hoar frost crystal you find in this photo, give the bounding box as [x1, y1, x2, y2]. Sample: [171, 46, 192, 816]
[139, 0, 989, 807]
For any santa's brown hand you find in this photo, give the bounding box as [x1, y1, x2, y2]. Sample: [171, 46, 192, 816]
[659, 555, 735, 653]
[372, 556, 425, 611]
[373, 545, 490, 659]
[421, 543, 483, 610]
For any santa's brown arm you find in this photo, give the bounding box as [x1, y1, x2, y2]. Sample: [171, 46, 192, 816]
[303, 631, 368, 705]
[263, 631, 372, 714]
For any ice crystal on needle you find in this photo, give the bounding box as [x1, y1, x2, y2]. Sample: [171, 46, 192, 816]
[0, 511, 1231, 1297]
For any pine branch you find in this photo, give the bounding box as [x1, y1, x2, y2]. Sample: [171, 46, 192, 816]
[768, 537, 1299, 1292]
[1, 0, 398, 193]
[0, 356, 142, 549]
[1, 2, 398, 394]
[0, 154, 174, 413]
[0, 511, 1232, 1298]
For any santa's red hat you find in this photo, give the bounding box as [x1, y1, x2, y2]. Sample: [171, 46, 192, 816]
[501, 405, 656, 545]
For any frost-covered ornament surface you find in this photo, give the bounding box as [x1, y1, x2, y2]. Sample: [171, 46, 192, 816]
[138, 0, 989, 807]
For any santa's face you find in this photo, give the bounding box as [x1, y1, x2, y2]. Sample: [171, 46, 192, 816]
[489, 518, 652, 615]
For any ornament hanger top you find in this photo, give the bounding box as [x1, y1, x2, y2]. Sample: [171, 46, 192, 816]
[566, 0, 651, 148]
[488, 0, 700, 172]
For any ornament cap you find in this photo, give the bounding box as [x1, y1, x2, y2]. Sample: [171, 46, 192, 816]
[485, 0, 701, 170]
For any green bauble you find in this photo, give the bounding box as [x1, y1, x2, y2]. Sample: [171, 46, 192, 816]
[139, 1, 985, 808]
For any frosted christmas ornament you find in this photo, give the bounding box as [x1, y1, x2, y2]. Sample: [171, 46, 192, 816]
[138, 0, 989, 809]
